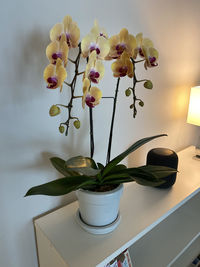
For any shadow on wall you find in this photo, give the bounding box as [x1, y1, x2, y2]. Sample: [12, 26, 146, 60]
[6, 120, 89, 173]
[5, 26, 49, 103]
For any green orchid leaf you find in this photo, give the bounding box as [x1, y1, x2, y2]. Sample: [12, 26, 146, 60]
[106, 167, 163, 186]
[103, 164, 176, 187]
[105, 177, 135, 184]
[25, 175, 97, 196]
[115, 165, 176, 180]
[124, 165, 176, 186]
[97, 162, 104, 170]
[138, 165, 177, 179]
[65, 156, 97, 169]
[133, 177, 165, 186]
[50, 157, 78, 176]
[106, 164, 127, 175]
[102, 134, 167, 177]
[103, 169, 157, 185]
[114, 167, 154, 179]
[103, 173, 132, 182]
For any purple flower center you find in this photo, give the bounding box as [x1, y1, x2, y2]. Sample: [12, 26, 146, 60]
[139, 48, 144, 57]
[47, 76, 58, 89]
[100, 32, 106, 38]
[116, 43, 126, 55]
[149, 56, 158, 67]
[58, 33, 71, 47]
[85, 95, 96, 108]
[119, 66, 128, 77]
[89, 70, 100, 83]
[52, 52, 62, 63]
[66, 33, 71, 47]
[90, 45, 100, 55]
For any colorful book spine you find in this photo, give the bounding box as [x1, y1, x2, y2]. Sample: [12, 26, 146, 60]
[105, 249, 133, 267]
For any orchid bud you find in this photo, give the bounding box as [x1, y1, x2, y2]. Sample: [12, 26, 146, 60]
[144, 80, 153, 89]
[49, 105, 61, 116]
[125, 88, 131, 97]
[139, 101, 144, 107]
[59, 125, 65, 134]
[130, 104, 134, 109]
[73, 120, 80, 129]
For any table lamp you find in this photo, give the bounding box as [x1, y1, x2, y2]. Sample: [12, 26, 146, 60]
[187, 86, 200, 158]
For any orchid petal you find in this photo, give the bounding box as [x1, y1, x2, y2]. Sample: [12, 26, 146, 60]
[111, 51, 133, 78]
[119, 28, 129, 42]
[81, 33, 96, 58]
[149, 47, 159, 59]
[63, 16, 80, 48]
[136, 33, 143, 46]
[143, 38, 154, 48]
[46, 41, 59, 63]
[56, 59, 67, 89]
[90, 87, 102, 102]
[63, 15, 73, 30]
[91, 20, 108, 39]
[85, 87, 102, 107]
[97, 36, 110, 59]
[43, 64, 55, 82]
[82, 78, 90, 108]
[50, 23, 64, 41]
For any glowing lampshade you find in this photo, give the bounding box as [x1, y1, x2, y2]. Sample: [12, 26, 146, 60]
[187, 86, 200, 126]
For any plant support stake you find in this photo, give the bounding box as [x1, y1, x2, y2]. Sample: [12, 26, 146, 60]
[106, 77, 120, 164]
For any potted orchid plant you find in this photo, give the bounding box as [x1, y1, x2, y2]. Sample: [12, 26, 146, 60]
[25, 16, 176, 231]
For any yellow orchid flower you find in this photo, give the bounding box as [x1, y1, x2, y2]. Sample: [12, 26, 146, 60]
[82, 78, 102, 108]
[43, 58, 67, 91]
[50, 15, 80, 48]
[85, 87, 102, 108]
[143, 47, 159, 69]
[90, 20, 108, 39]
[111, 51, 134, 78]
[81, 21, 110, 59]
[46, 35, 69, 67]
[134, 33, 154, 59]
[82, 78, 90, 108]
[85, 51, 105, 83]
[106, 28, 136, 60]
[81, 34, 110, 59]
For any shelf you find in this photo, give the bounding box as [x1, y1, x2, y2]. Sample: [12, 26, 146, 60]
[34, 146, 200, 267]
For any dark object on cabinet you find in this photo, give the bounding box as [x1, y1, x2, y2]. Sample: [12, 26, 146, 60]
[147, 148, 178, 188]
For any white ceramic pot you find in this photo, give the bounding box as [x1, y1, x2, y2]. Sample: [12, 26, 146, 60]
[76, 184, 123, 227]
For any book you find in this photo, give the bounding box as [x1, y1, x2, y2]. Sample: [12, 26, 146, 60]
[189, 253, 200, 267]
[105, 249, 133, 267]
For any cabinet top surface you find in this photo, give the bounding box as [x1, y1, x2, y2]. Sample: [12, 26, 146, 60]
[35, 146, 200, 267]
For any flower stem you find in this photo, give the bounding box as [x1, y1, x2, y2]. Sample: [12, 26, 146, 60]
[130, 58, 138, 118]
[64, 81, 71, 87]
[73, 96, 82, 98]
[106, 77, 120, 164]
[64, 43, 82, 136]
[137, 79, 148, 83]
[89, 107, 94, 158]
[134, 59, 145, 63]
[77, 71, 85, 75]
[68, 58, 76, 64]
[56, 104, 69, 108]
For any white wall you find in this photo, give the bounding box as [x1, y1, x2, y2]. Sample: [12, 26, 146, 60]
[0, 0, 199, 266]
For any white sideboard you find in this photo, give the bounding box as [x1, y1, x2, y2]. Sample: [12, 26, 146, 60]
[34, 146, 200, 267]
